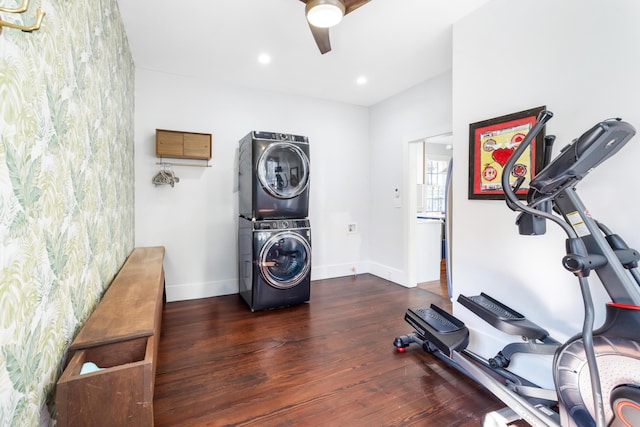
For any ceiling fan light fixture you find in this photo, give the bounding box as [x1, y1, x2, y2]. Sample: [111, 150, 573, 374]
[306, 0, 345, 28]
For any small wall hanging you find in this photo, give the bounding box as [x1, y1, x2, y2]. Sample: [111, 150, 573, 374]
[0, 0, 45, 33]
[152, 163, 180, 188]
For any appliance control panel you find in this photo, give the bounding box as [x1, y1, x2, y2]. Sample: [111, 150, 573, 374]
[253, 131, 308, 143]
[254, 219, 310, 230]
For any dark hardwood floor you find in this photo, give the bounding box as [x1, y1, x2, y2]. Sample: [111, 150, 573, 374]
[154, 274, 509, 426]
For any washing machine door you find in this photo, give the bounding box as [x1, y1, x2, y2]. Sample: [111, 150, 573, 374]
[257, 142, 309, 199]
[258, 231, 311, 289]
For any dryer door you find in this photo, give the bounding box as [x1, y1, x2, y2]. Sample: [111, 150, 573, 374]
[257, 142, 309, 199]
[258, 231, 311, 289]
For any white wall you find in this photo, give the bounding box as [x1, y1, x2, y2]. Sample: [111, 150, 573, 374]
[134, 69, 370, 301]
[368, 71, 453, 285]
[452, 0, 640, 387]
[131, 0, 640, 398]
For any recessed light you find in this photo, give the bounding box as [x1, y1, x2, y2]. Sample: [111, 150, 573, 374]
[258, 53, 271, 65]
[356, 76, 367, 85]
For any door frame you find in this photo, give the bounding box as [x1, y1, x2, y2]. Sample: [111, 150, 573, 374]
[404, 131, 452, 289]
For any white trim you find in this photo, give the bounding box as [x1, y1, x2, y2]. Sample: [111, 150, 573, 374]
[165, 279, 238, 302]
[368, 261, 411, 287]
[403, 130, 452, 290]
[310, 261, 370, 281]
[166, 260, 404, 301]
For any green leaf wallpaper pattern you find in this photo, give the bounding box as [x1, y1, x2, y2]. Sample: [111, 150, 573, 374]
[0, 0, 135, 425]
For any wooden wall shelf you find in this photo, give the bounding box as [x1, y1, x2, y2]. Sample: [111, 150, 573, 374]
[156, 129, 211, 160]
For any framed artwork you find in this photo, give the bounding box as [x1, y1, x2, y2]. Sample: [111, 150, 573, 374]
[468, 106, 546, 200]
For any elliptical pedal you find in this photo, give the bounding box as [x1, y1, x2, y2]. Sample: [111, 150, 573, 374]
[458, 293, 550, 340]
[465, 294, 523, 320]
[402, 304, 469, 356]
[412, 307, 462, 333]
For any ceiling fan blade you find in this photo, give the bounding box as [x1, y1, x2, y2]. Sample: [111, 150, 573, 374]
[299, 0, 372, 15]
[343, 0, 372, 15]
[309, 24, 332, 54]
[299, 0, 372, 53]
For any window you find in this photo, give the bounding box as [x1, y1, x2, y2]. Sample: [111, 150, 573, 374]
[416, 139, 451, 215]
[424, 159, 448, 213]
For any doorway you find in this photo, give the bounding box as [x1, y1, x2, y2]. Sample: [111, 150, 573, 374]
[406, 133, 452, 297]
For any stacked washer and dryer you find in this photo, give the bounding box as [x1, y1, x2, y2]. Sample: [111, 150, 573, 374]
[237, 131, 312, 311]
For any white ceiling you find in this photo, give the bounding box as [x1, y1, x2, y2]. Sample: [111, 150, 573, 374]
[117, 0, 490, 107]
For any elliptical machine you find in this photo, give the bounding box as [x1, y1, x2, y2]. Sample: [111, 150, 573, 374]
[394, 110, 640, 427]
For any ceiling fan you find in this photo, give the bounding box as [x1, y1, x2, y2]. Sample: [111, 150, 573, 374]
[299, 0, 372, 54]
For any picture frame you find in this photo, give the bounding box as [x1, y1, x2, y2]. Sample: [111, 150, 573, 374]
[468, 106, 546, 200]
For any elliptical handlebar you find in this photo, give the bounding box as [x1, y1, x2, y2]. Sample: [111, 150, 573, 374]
[500, 110, 577, 238]
[501, 110, 553, 211]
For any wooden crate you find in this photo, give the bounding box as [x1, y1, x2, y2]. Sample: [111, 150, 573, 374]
[56, 337, 155, 426]
[56, 247, 165, 426]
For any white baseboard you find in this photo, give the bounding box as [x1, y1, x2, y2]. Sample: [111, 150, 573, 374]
[165, 260, 410, 302]
[310, 261, 371, 281]
[165, 278, 238, 302]
[367, 262, 410, 287]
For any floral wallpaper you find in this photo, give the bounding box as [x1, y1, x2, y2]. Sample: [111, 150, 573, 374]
[0, 0, 134, 425]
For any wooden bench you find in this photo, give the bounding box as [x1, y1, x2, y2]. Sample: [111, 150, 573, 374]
[56, 246, 165, 426]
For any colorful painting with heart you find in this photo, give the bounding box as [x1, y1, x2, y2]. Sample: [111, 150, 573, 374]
[468, 106, 546, 200]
